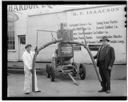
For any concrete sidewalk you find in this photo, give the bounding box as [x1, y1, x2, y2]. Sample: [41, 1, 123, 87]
[8, 74, 127, 97]
[8, 61, 127, 80]
[7, 62, 127, 97]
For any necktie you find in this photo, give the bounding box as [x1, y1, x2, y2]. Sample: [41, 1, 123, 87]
[98, 45, 105, 61]
[101, 45, 106, 51]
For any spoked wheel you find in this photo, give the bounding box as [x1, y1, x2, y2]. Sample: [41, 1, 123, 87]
[49, 65, 55, 82]
[79, 64, 86, 80]
[72, 62, 77, 76]
[46, 64, 50, 78]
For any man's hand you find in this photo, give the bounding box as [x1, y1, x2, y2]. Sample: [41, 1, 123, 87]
[108, 66, 112, 70]
[35, 46, 37, 50]
[35, 47, 39, 54]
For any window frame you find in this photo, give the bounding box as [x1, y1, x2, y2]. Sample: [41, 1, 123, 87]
[8, 21, 15, 50]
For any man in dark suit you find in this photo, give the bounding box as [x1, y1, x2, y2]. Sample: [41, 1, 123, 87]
[94, 36, 115, 94]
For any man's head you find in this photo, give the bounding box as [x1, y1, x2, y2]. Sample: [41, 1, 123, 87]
[100, 36, 110, 46]
[25, 44, 32, 53]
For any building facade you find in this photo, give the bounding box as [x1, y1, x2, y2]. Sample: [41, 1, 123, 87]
[7, 5, 127, 64]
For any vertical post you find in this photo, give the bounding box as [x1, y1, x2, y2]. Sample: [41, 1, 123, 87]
[36, 31, 38, 47]
[60, 24, 63, 67]
[32, 54, 36, 92]
[82, 28, 101, 82]
[32, 31, 38, 92]
[85, 46, 102, 82]
[82, 28, 87, 46]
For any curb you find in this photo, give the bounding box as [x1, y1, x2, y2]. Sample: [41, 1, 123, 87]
[8, 67, 46, 75]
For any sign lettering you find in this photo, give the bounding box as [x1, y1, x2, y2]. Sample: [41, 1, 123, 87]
[8, 5, 53, 12]
[67, 5, 126, 45]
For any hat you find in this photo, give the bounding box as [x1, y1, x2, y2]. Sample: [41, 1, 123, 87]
[100, 36, 110, 42]
[25, 44, 32, 49]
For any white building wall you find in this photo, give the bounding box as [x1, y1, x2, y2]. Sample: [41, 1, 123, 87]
[27, 5, 126, 64]
[8, 13, 28, 61]
[27, 12, 67, 61]
[8, 5, 91, 61]
[7, 5, 61, 61]
[8, 5, 126, 64]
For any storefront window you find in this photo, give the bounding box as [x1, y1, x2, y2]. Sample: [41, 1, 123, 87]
[8, 21, 15, 50]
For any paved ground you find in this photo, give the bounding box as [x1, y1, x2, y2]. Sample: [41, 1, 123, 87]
[8, 73, 127, 97]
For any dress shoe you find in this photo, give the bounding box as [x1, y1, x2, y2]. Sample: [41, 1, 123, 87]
[106, 90, 110, 94]
[98, 89, 106, 92]
[35, 90, 41, 93]
[24, 92, 30, 94]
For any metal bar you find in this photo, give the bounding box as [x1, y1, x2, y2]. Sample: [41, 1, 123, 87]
[82, 28, 87, 46]
[68, 73, 79, 86]
[82, 28, 101, 81]
[85, 46, 102, 82]
[82, 28, 102, 83]
[32, 53, 38, 92]
[36, 31, 38, 47]
[51, 32, 54, 40]
[38, 39, 62, 52]
[32, 31, 39, 92]
[61, 69, 64, 73]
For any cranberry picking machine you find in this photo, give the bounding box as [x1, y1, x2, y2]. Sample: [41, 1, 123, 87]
[32, 23, 101, 91]
[46, 24, 86, 85]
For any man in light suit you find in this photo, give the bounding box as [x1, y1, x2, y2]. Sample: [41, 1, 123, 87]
[22, 44, 41, 94]
[94, 36, 115, 94]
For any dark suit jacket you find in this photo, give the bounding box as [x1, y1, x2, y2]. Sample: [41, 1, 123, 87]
[94, 45, 115, 70]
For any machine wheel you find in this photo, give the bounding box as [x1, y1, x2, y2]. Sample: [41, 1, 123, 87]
[79, 64, 86, 80]
[49, 65, 55, 82]
[46, 64, 50, 78]
[72, 62, 77, 76]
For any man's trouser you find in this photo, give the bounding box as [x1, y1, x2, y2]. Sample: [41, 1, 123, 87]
[99, 67, 111, 91]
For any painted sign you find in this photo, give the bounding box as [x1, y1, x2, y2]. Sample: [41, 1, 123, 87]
[7, 5, 53, 12]
[67, 5, 126, 63]
[67, 5, 126, 45]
